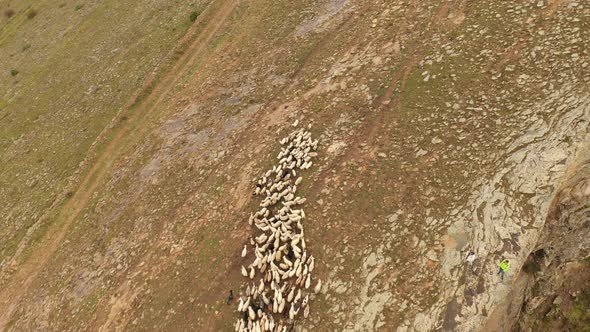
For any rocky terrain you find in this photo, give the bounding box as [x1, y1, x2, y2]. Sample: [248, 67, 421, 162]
[507, 147, 590, 332]
[0, 0, 588, 331]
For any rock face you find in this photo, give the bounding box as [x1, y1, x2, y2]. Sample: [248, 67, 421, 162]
[506, 149, 590, 331]
[432, 86, 590, 332]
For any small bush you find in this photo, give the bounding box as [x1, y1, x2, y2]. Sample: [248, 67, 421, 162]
[22, 43, 31, 51]
[189, 10, 200, 22]
[65, 191, 75, 199]
[533, 248, 547, 260]
[4, 8, 15, 18]
[10, 69, 19, 76]
[75, 4, 83, 11]
[27, 9, 37, 19]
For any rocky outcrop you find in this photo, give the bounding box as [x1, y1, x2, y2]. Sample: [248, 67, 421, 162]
[509, 147, 590, 331]
[434, 85, 590, 331]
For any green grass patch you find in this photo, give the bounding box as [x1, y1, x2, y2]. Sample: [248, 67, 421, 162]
[569, 288, 590, 330]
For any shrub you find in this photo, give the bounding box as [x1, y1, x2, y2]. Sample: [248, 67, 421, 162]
[22, 43, 31, 51]
[75, 4, 83, 11]
[27, 9, 37, 19]
[189, 10, 200, 22]
[10, 69, 19, 76]
[4, 8, 15, 18]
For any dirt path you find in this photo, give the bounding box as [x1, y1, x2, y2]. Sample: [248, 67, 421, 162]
[0, 0, 238, 328]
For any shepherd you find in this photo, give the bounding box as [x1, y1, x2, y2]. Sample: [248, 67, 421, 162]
[497, 259, 510, 281]
[227, 290, 234, 304]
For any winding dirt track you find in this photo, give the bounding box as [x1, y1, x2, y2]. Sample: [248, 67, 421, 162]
[0, 0, 238, 328]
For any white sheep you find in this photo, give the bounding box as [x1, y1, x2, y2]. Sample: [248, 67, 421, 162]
[314, 279, 322, 294]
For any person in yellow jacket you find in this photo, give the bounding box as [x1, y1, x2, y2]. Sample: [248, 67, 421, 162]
[497, 259, 510, 280]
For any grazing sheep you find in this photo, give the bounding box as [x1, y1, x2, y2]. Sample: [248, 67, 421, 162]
[287, 287, 295, 303]
[295, 263, 302, 277]
[237, 127, 320, 329]
[282, 256, 293, 267]
[258, 279, 265, 293]
[241, 266, 248, 277]
[243, 297, 251, 311]
[314, 279, 322, 294]
[238, 297, 244, 312]
[248, 306, 256, 320]
[294, 289, 301, 303]
[301, 294, 309, 308]
[287, 268, 297, 278]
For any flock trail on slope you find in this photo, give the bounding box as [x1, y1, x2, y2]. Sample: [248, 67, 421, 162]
[235, 122, 321, 332]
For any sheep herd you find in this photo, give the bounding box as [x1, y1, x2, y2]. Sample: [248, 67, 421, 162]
[235, 123, 321, 332]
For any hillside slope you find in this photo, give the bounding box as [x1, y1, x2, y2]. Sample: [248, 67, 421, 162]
[0, 0, 589, 331]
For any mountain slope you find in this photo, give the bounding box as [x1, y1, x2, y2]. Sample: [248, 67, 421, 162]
[0, 0, 588, 331]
